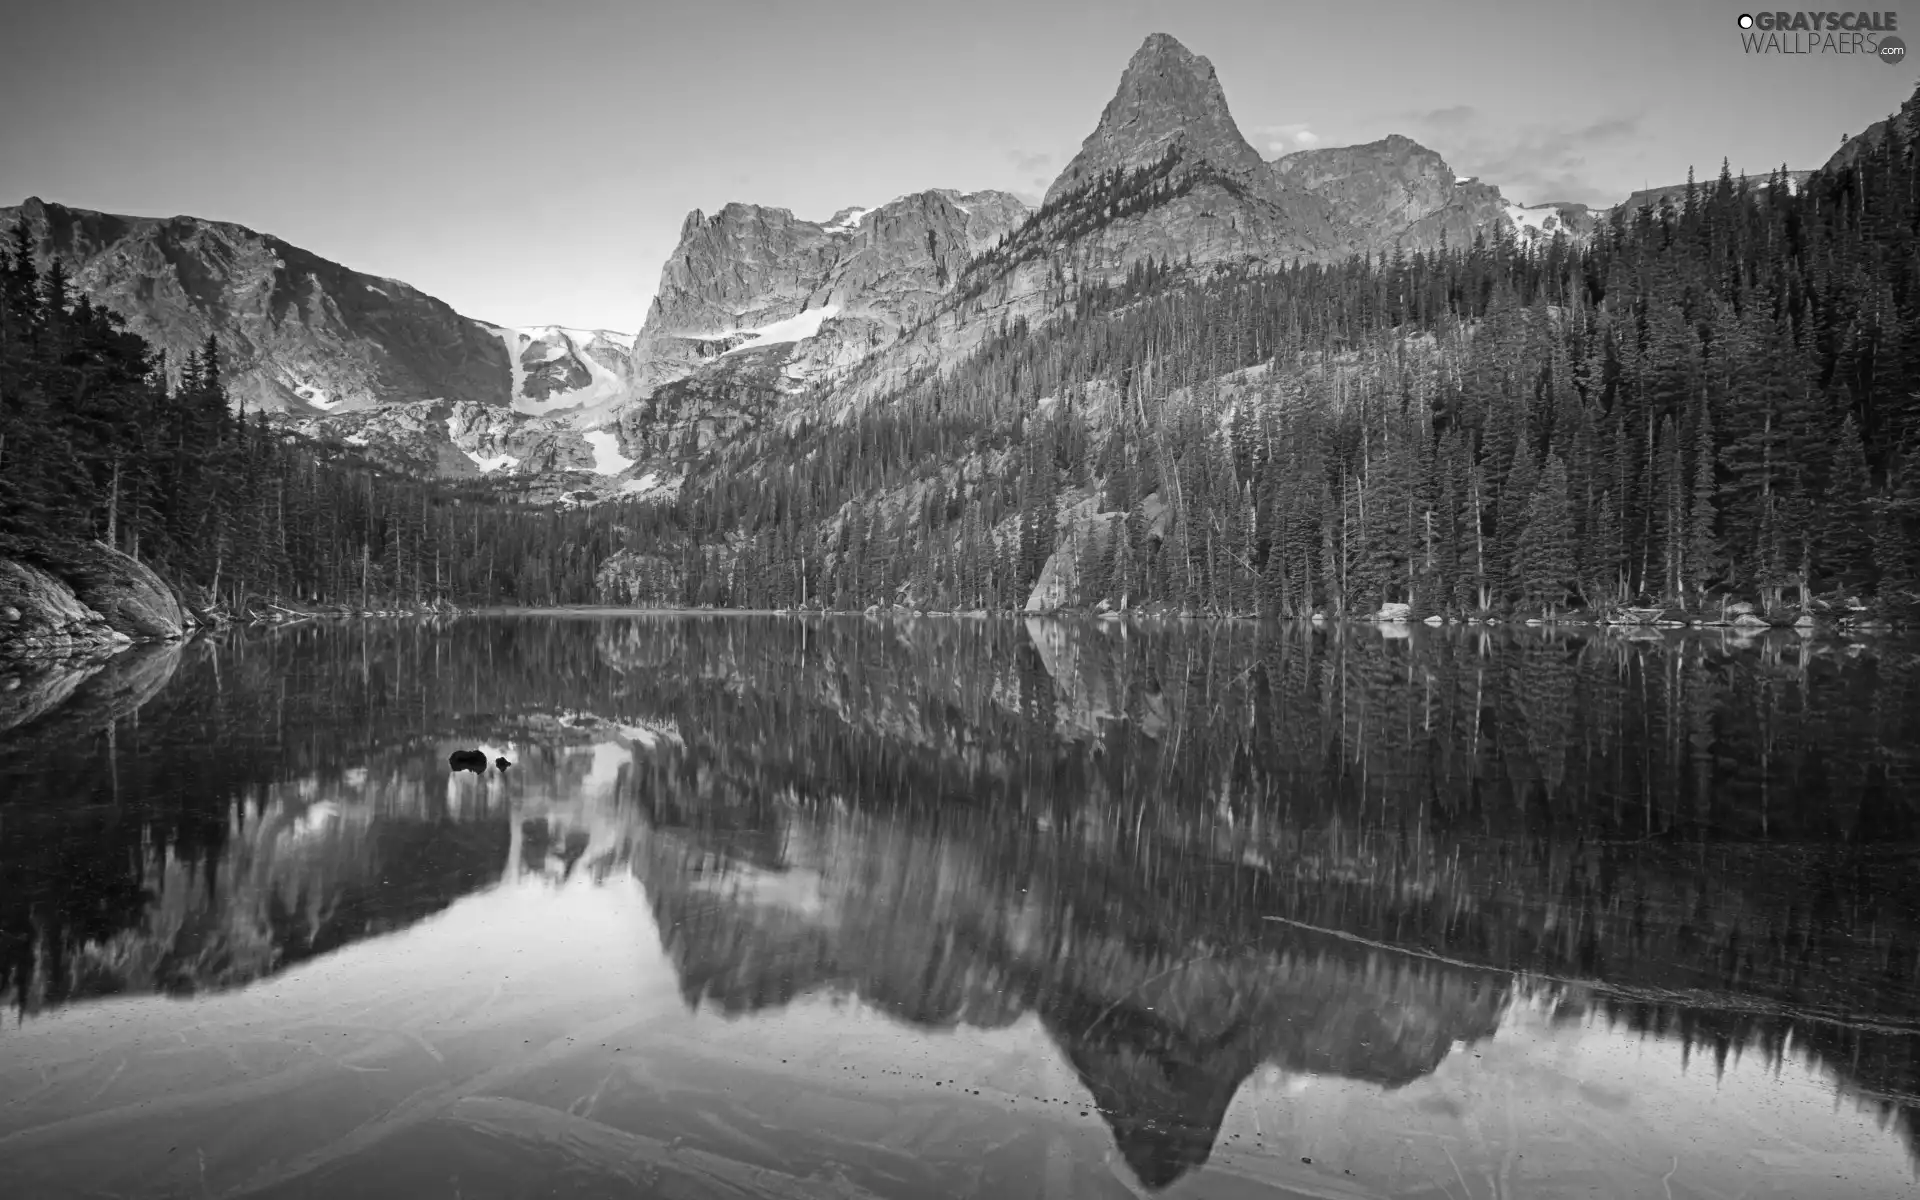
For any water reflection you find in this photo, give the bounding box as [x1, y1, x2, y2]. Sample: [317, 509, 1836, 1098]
[1, 617, 1917, 1197]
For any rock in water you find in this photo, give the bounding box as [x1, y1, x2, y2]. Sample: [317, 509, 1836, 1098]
[495, 756, 512, 771]
[448, 749, 489, 774]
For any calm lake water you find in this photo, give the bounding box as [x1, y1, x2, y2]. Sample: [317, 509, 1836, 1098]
[2, 615, 1918, 1199]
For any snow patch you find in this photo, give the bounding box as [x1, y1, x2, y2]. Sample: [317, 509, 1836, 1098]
[583, 430, 633, 476]
[465, 449, 519, 473]
[1503, 199, 1562, 241]
[344, 434, 369, 447]
[824, 207, 869, 232]
[718, 305, 841, 356]
[493, 325, 632, 418]
[294, 384, 339, 409]
[490, 326, 530, 411]
[616, 471, 680, 501]
[515, 325, 636, 351]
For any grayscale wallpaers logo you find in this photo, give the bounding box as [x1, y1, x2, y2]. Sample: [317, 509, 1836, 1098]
[1736, 11, 1906, 59]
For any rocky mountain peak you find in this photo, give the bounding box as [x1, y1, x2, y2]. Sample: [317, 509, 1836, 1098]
[1043, 32, 1266, 205]
[1270, 134, 1461, 241]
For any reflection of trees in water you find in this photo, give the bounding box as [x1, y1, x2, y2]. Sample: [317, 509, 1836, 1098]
[2, 616, 1916, 1180]
[609, 618, 1920, 1185]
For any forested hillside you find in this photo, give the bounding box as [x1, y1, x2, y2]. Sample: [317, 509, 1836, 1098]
[603, 122, 1920, 622]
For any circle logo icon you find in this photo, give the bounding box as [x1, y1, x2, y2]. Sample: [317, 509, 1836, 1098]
[1881, 35, 1908, 64]
[1737, 13, 1754, 28]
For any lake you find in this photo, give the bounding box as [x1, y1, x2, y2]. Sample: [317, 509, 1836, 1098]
[2, 615, 1918, 1198]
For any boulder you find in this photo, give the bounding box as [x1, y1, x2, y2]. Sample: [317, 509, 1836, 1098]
[53, 543, 187, 640]
[0, 557, 128, 658]
[1027, 504, 1123, 612]
[1373, 602, 1412, 622]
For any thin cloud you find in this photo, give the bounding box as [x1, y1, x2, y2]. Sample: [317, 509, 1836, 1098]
[1006, 149, 1052, 174]
[1415, 105, 1477, 126]
[1398, 108, 1644, 206]
[1253, 123, 1323, 157]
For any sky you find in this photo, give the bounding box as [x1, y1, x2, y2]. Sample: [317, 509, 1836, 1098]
[2, 0, 1911, 331]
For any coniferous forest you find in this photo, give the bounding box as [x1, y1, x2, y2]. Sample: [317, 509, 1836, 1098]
[7, 117, 1920, 622]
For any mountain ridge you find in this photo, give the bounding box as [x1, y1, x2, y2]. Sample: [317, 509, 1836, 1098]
[4, 31, 1836, 493]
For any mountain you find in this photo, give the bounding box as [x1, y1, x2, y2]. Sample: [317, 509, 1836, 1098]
[0, 199, 638, 425]
[4, 31, 1824, 508]
[624, 33, 1609, 416]
[0, 196, 509, 415]
[626, 188, 1029, 401]
[5, 33, 1621, 439]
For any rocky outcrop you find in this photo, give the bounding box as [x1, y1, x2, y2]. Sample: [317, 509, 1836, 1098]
[0, 198, 513, 415]
[0, 557, 129, 658]
[0, 544, 190, 658]
[1026, 502, 1121, 612]
[281, 399, 649, 497]
[626, 189, 1029, 400]
[1274, 138, 1597, 252]
[52, 542, 187, 640]
[1046, 32, 1272, 204]
[594, 549, 686, 605]
[1825, 86, 1919, 174]
[1270, 134, 1458, 243]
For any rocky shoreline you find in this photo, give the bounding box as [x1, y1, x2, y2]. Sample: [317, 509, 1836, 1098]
[0, 543, 193, 660]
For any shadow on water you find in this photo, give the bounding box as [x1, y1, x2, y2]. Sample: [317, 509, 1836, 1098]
[1, 615, 1918, 1195]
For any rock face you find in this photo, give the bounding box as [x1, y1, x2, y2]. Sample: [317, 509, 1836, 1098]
[0, 197, 513, 415]
[52, 542, 187, 640]
[1274, 136, 1596, 252]
[1271, 135, 1458, 239]
[285, 399, 636, 485]
[1026, 504, 1122, 612]
[1045, 32, 1272, 204]
[0, 558, 128, 658]
[1825, 85, 1920, 174]
[626, 189, 1029, 399]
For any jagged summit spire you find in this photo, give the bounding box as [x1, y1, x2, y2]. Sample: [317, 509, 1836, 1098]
[1041, 33, 1266, 206]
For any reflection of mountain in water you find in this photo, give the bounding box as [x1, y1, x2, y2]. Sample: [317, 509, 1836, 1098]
[3, 616, 1917, 1186]
[637, 799, 1509, 1187]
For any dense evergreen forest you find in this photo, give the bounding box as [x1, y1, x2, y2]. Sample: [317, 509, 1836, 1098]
[8, 99, 1920, 621]
[0, 223, 632, 611]
[617, 121, 1920, 620]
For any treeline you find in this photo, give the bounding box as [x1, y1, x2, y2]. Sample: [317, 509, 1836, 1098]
[0, 223, 638, 612]
[621, 107, 1920, 619]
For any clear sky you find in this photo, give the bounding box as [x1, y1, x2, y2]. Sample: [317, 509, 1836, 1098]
[2, 0, 1910, 331]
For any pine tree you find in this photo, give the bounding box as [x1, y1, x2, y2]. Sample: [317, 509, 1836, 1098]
[1515, 454, 1576, 615]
